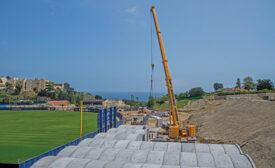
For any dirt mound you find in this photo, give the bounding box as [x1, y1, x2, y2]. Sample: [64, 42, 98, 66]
[180, 99, 225, 112]
[185, 99, 275, 168]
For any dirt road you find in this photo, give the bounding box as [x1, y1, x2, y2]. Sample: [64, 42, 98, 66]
[184, 99, 275, 168]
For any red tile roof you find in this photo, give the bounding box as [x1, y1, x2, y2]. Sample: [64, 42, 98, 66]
[48, 101, 70, 106]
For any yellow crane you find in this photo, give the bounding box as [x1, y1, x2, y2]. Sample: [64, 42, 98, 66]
[150, 6, 195, 139]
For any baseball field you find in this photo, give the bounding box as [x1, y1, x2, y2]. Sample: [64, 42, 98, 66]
[0, 110, 97, 163]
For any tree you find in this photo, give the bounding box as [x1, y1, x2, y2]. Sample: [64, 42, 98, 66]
[33, 87, 38, 93]
[213, 83, 223, 91]
[189, 87, 204, 97]
[256, 79, 274, 90]
[147, 96, 155, 108]
[236, 78, 241, 88]
[0, 78, 2, 83]
[243, 76, 256, 90]
[178, 92, 189, 99]
[58, 91, 68, 100]
[156, 95, 168, 104]
[48, 91, 57, 100]
[6, 76, 11, 80]
[38, 89, 48, 97]
[14, 83, 22, 95]
[95, 95, 102, 99]
[46, 82, 54, 91]
[5, 82, 13, 90]
[64, 83, 74, 92]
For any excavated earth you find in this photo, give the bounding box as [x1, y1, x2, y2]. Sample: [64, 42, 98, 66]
[182, 99, 275, 168]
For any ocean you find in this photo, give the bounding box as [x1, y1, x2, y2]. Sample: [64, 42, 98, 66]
[90, 92, 166, 102]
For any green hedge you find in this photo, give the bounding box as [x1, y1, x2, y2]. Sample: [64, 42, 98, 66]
[218, 89, 275, 96]
[178, 97, 202, 101]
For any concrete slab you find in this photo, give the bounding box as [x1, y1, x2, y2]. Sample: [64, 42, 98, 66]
[31, 125, 256, 168]
[146, 151, 164, 165]
[84, 148, 104, 160]
[85, 160, 108, 168]
[94, 133, 106, 139]
[78, 139, 94, 146]
[229, 154, 254, 168]
[107, 128, 118, 134]
[142, 163, 162, 168]
[223, 144, 242, 154]
[161, 166, 180, 168]
[140, 142, 155, 151]
[122, 163, 143, 168]
[163, 152, 180, 166]
[212, 154, 234, 168]
[167, 143, 181, 152]
[126, 134, 139, 141]
[115, 150, 135, 162]
[48, 157, 74, 168]
[31, 156, 59, 168]
[99, 148, 120, 161]
[209, 144, 225, 154]
[71, 146, 91, 158]
[127, 141, 142, 150]
[102, 140, 118, 148]
[104, 134, 116, 140]
[181, 143, 195, 153]
[89, 139, 105, 148]
[114, 140, 130, 149]
[104, 161, 127, 168]
[131, 150, 149, 163]
[180, 152, 197, 167]
[115, 132, 128, 140]
[195, 143, 210, 153]
[196, 153, 215, 167]
[154, 142, 168, 151]
[66, 158, 90, 168]
[57, 146, 78, 157]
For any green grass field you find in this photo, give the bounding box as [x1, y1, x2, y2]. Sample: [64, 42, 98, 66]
[0, 110, 97, 163]
[154, 100, 190, 111]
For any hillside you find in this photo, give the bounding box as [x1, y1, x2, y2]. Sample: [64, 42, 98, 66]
[184, 99, 275, 168]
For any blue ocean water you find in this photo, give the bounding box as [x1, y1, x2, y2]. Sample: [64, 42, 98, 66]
[90, 92, 166, 102]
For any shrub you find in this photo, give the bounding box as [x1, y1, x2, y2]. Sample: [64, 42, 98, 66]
[189, 87, 204, 97]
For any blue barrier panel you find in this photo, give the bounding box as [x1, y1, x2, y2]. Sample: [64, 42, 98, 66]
[110, 108, 113, 128]
[114, 107, 117, 127]
[104, 108, 107, 132]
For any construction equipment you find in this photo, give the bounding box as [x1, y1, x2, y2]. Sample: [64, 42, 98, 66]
[131, 117, 139, 125]
[150, 7, 195, 139]
[138, 107, 148, 113]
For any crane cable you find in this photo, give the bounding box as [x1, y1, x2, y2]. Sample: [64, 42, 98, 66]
[150, 12, 155, 98]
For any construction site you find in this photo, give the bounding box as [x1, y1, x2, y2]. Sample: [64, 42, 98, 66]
[1, 2, 275, 167]
[119, 95, 275, 168]
[28, 6, 275, 168]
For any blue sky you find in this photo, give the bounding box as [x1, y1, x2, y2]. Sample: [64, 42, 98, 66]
[0, 0, 274, 93]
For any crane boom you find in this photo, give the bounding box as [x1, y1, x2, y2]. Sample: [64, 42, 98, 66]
[151, 7, 180, 138]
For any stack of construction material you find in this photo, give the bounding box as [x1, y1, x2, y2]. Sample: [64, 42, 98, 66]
[31, 125, 256, 168]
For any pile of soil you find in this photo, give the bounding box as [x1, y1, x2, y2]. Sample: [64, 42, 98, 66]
[185, 99, 275, 168]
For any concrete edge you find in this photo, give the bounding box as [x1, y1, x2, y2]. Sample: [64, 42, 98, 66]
[234, 144, 244, 154]
[244, 154, 257, 168]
